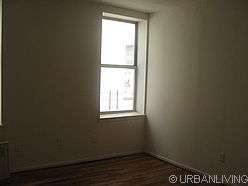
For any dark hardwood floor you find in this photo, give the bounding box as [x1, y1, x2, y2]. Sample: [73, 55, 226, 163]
[0, 154, 221, 185]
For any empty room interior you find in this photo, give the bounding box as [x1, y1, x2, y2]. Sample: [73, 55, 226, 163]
[0, 0, 247, 185]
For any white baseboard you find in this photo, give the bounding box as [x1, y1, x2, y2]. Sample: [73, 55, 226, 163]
[146, 151, 209, 176]
[145, 151, 240, 186]
[11, 150, 143, 173]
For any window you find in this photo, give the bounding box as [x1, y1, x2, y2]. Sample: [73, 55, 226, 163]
[100, 18, 137, 113]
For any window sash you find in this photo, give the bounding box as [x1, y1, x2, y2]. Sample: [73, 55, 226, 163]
[100, 67, 136, 113]
[101, 17, 138, 67]
[100, 17, 138, 114]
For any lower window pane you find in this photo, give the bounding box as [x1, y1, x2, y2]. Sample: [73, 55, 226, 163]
[100, 67, 135, 112]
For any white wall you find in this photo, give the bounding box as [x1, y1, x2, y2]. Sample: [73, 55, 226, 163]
[2, 0, 147, 172]
[146, 0, 248, 178]
[2, 0, 247, 177]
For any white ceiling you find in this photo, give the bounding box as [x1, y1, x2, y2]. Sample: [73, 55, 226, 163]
[88, 0, 177, 13]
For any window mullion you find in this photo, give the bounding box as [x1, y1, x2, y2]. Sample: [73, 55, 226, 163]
[101, 64, 136, 69]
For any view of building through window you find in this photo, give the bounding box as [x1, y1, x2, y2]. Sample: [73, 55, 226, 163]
[100, 19, 136, 112]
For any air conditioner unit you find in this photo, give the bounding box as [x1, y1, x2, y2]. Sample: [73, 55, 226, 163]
[0, 141, 9, 179]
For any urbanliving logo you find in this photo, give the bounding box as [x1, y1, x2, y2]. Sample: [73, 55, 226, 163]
[169, 174, 248, 184]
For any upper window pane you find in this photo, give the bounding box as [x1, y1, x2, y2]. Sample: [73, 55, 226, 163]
[101, 19, 135, 65]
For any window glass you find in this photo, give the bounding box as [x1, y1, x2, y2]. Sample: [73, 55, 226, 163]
[100, 68, 135, 112]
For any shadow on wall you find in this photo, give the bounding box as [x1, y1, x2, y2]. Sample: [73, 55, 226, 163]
[0, 126, 4, 141]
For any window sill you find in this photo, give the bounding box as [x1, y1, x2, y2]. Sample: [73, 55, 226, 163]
[99, 112, 146, 120]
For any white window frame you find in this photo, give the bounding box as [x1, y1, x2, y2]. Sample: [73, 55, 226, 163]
[100, 17, 138, 114]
